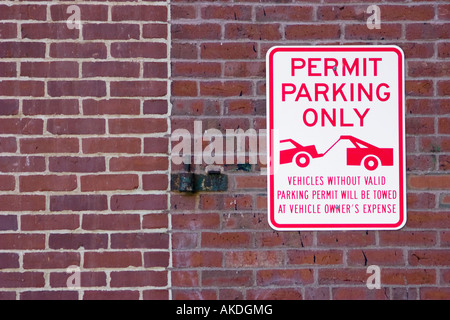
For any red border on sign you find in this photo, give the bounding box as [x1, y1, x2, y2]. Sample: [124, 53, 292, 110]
[267, 46, 406, 230]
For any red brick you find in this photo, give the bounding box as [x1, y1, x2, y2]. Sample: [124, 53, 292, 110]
[345, 23, 402, 40]
[144, 252, 170, 268]
[110, 156, 168, 172]
[112, 5, 167, 22]
[409, 250, 450, 266]
[20, 175, 77, 192]
[0, 215, 17, 231]
[172, 62, 221, 78]
[201, 42, 258, 60]
[144, 137, 169, 154]
[82, 138, 141, 154]
[0, 119, 43, 135]
[407, 192, 436, 210]
[383, 268, 436, 286]
[23, 99, 79, 115]
[225, 23, 282, 40]
[142, 214, 168, 229]
[83, 23, 139, 40]
[408, 211, 450, 229]
[50, 42, 107, 59]
[49, 157, 105, 173]
[200, 81, 252, 97]
[83, 290, 139, 301]
[21, 214, 79, 231]
[201, 5, 252, 21]
[51, 4, 108, 21]
[109, 118, 167, 134]
[256, 5, 313, 21]
[171, 80, 197, 97]
[0, 272, 45, 288]
[347, 249, 405, 266]
[247, 288, 303, 300]
[111, 233, 169, 249]
[0, 100, 18, 115]
[21, 291, 79, 300]
[20, 138, 79, 154]
[202, 270, 253, 287]
[438, 42, 450, 58]
[0, 42, 46, 58]
[0, 156, 45, 173]
[202, 232, 251, 248]
[406, 23, 449, 39]
[408, 175, 450, 190]
[287, 250, 343, 265]
[286, 24, 341, 40]
[173, 251, 222, 268]
[143, 24, 168, 39]
[23, 252, 80, 269]
[224, 251, 284, 268]
[50, 195, 108, 212]
[171, 270, 199, 287]
[0, 24, 17, 39]
[47, 118, 106, 135]
[143, 100, 168, 115]
[0, 137, 17, 153]
[82, 214, 141, 231]
[171, 43, 197, 59]
[21, 61, 79, 78]
[172, 213, 220, 231]
[409, 61, 450, 78]
[172, 23, 221, 40]
[50, 271, 107, 288]
[0, 81, 44, 97]
[0, 234, 45, 250]
[110, 271, 167, 287]
[48, 81, 106, 97]
[317, 231, 376, 247]
[406, 117, 435, 135]
[332, 287, 387, 300]
[21, 23, 79, 39]
[142, 174, 168, 191]
[110, 81, 167, 97]
[0, 5, 46, 20]
[0, 175, 15, 191]
[83, 61, 140, 78]
[81, 174, 139, 192]
[110, 194, 167, 211]
[49, 234, 108, 250]
[438, 80, 450, 96]
[0, 195, 45, 212]
[0, 253, 19, 269]
[84, 251, 142, 268]
[143, 62, 168, 78]
[421, 288, 450, 300]
[111, 42, 166, 59]
[256, 269, 314, 286]
[83, 99, 140, 115]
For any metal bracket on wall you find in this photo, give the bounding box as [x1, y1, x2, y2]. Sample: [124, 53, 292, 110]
[171, 164, 228, 193]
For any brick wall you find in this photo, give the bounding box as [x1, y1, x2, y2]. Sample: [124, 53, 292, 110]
[0, 0, 170, 300]
[0, 0, 449, 300]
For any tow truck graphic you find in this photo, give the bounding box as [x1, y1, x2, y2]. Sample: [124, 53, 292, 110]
[280, 135, 394, 171]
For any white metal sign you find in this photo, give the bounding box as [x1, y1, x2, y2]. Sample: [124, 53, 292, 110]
[266, 46, 406, 230]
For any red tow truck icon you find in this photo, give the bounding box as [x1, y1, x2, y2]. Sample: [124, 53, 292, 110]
[280, 135, 394, 171]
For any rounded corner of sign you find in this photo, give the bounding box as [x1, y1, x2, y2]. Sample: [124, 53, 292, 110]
[388, 45, 405, 60]
[393, 214, 408, 231]
[266, 46, 283, 61]
[267, 214, 284, 231]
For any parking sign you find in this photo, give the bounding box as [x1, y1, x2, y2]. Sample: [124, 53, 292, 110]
[267, 46, 406, 230]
